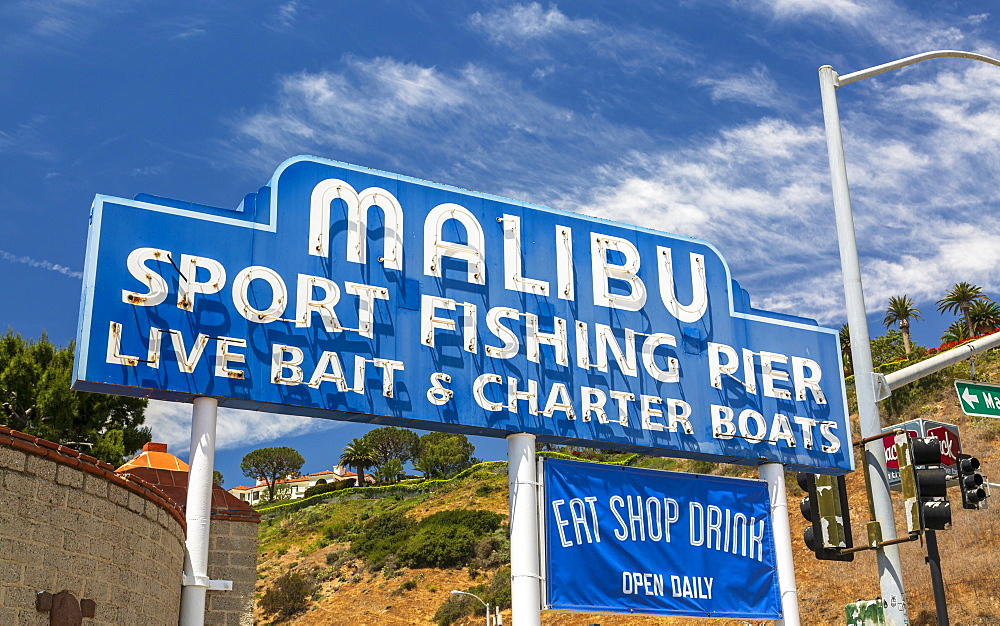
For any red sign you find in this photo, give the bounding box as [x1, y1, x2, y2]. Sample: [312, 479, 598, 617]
[881, 425, 961, 468]
[926, 425, 961, 466]
[883, 430, 918, 469]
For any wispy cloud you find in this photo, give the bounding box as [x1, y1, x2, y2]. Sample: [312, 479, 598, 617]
[224, 57, 651, 203]
[740, 0, 987, 56]
[268, 1, 300, 32]
[144, 400, 343, 458]
[0, 250, 82, 279]
[696, 66, 784, 109]
[468, 3, 594, 44]
[581, 61, 1000, 325]
[467, 3, 689, 71]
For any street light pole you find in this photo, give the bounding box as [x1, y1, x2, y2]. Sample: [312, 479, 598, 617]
[450, 590, 490, 626]
[818, 50, 1000, 626]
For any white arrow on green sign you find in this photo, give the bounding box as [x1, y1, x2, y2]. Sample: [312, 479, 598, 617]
[954, 379, 1000, 418]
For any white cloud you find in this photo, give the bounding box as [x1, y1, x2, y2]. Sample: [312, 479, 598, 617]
[740, 0, 986, 55]
[0, 249, 82, 279]
[144, 400, 342, 458]
[696, 66, 784, 109]
[753, 0, 872, 22]
[577, 61, 1000, 325]
[225, 57, 650, 203]
[468, 3, 594, 44]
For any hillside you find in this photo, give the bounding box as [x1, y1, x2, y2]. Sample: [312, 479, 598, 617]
[252, 353, 1000, 625]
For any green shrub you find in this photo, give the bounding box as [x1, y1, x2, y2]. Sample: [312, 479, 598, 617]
[350, 511, 416, 568]
[420, 509, 504, 536]
[303, 480, 352, 498]
[259, 571, 315, 618]
[400, 525, 477, 568]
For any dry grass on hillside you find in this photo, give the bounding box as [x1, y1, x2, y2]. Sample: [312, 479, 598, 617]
[255, 364, 1000, 625]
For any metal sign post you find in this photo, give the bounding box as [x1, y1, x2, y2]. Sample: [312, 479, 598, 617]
[759, 462, 800, 625]
[179, 396, 219, 626]
[507, 434, 540, 626]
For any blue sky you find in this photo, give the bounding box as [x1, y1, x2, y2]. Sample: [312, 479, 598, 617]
[3, 1, 1000, 486]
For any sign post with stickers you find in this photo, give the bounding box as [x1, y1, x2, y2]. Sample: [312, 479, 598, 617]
[75, 156, 851, 624]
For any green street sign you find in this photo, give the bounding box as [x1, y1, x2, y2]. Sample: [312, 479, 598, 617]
[955, 380, 1000, 418]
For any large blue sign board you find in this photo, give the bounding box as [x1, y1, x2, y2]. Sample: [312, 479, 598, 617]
[74, 156, 851, 472]
[541, 458, 781, 618]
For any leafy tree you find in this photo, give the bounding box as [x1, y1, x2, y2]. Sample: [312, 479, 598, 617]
[360, 426, 419, 467]
[240, 446, 305, 502]
[213, 470, 224, 487]
[339, 438, 376, 486]
[374, 458, 405, 485]
[0, 330, 150, 464]
[883, 295, 921, 357]
[869, 330, 905, 367]
[937, 282, 990, 340]
[968, 299, 1000, 335]
[414, 432, 477, 479]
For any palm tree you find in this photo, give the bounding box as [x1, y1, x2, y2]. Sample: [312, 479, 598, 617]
[339, 438, 376, 487]
[940, 321, 969, 345]
[968, 299, 1000, 335]
[374, 458, 405, 485]
[882, 296, 921, 357]
[936, 282, 990, 340]
[839, 324, 852, 376]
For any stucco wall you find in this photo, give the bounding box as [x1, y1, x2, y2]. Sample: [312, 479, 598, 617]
[0, 428, 186, 625]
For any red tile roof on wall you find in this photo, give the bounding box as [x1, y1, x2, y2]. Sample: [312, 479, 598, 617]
[116, 443, 260, 524]
[0, 426, 187, 530]
[116, 441, 190, 472]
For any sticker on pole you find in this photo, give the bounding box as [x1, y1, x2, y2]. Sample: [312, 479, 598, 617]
[541, 457, 780, 619]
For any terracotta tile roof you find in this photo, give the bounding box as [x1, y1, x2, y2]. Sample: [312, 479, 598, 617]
[116, 441, 190, 472]
[116, 442, 259, 524]
[0, 427, 187, 530]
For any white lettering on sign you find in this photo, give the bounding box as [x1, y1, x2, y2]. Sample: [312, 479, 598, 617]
[108, 173, 845, 459]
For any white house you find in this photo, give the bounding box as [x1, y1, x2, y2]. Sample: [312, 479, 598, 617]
[228, 466, 372, 504]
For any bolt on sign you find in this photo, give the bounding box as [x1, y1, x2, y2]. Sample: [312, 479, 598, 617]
[74, 156, 851, 472]
[541, 458, 780, 619]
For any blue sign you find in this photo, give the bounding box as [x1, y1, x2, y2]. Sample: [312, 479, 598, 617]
[74, 155, 851, 472]
[541, 458, 780, 619]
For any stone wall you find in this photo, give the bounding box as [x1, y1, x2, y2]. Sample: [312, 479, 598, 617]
[206, 519, 259, 625]
[0, 427, 187, 625]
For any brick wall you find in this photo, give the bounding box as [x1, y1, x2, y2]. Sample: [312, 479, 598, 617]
[0, 428, 186, 625]
[206, 519, 259, 625]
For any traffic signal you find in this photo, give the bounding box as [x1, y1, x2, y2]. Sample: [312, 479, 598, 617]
[956, 453, 987, 509]
[797, 472, 854, 561]
[896, 434, 951, 532]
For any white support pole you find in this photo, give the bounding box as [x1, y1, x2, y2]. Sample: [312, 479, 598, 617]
[819, 65, 908, 626]
[758, 463, 800, 626]
[179, 396, 219, 626]
[507, 433, 540, 626]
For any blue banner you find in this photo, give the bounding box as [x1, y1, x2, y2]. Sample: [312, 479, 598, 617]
[74, 155, 851, 472]
[542, 458, 781, 619]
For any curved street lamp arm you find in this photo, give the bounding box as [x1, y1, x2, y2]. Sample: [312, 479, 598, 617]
[834, 49, 1000, 87]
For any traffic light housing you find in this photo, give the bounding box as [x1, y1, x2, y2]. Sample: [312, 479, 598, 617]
[797, 472, 854, 561]
[956, 453, 987, 509]
[896, 434, 951, 532]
